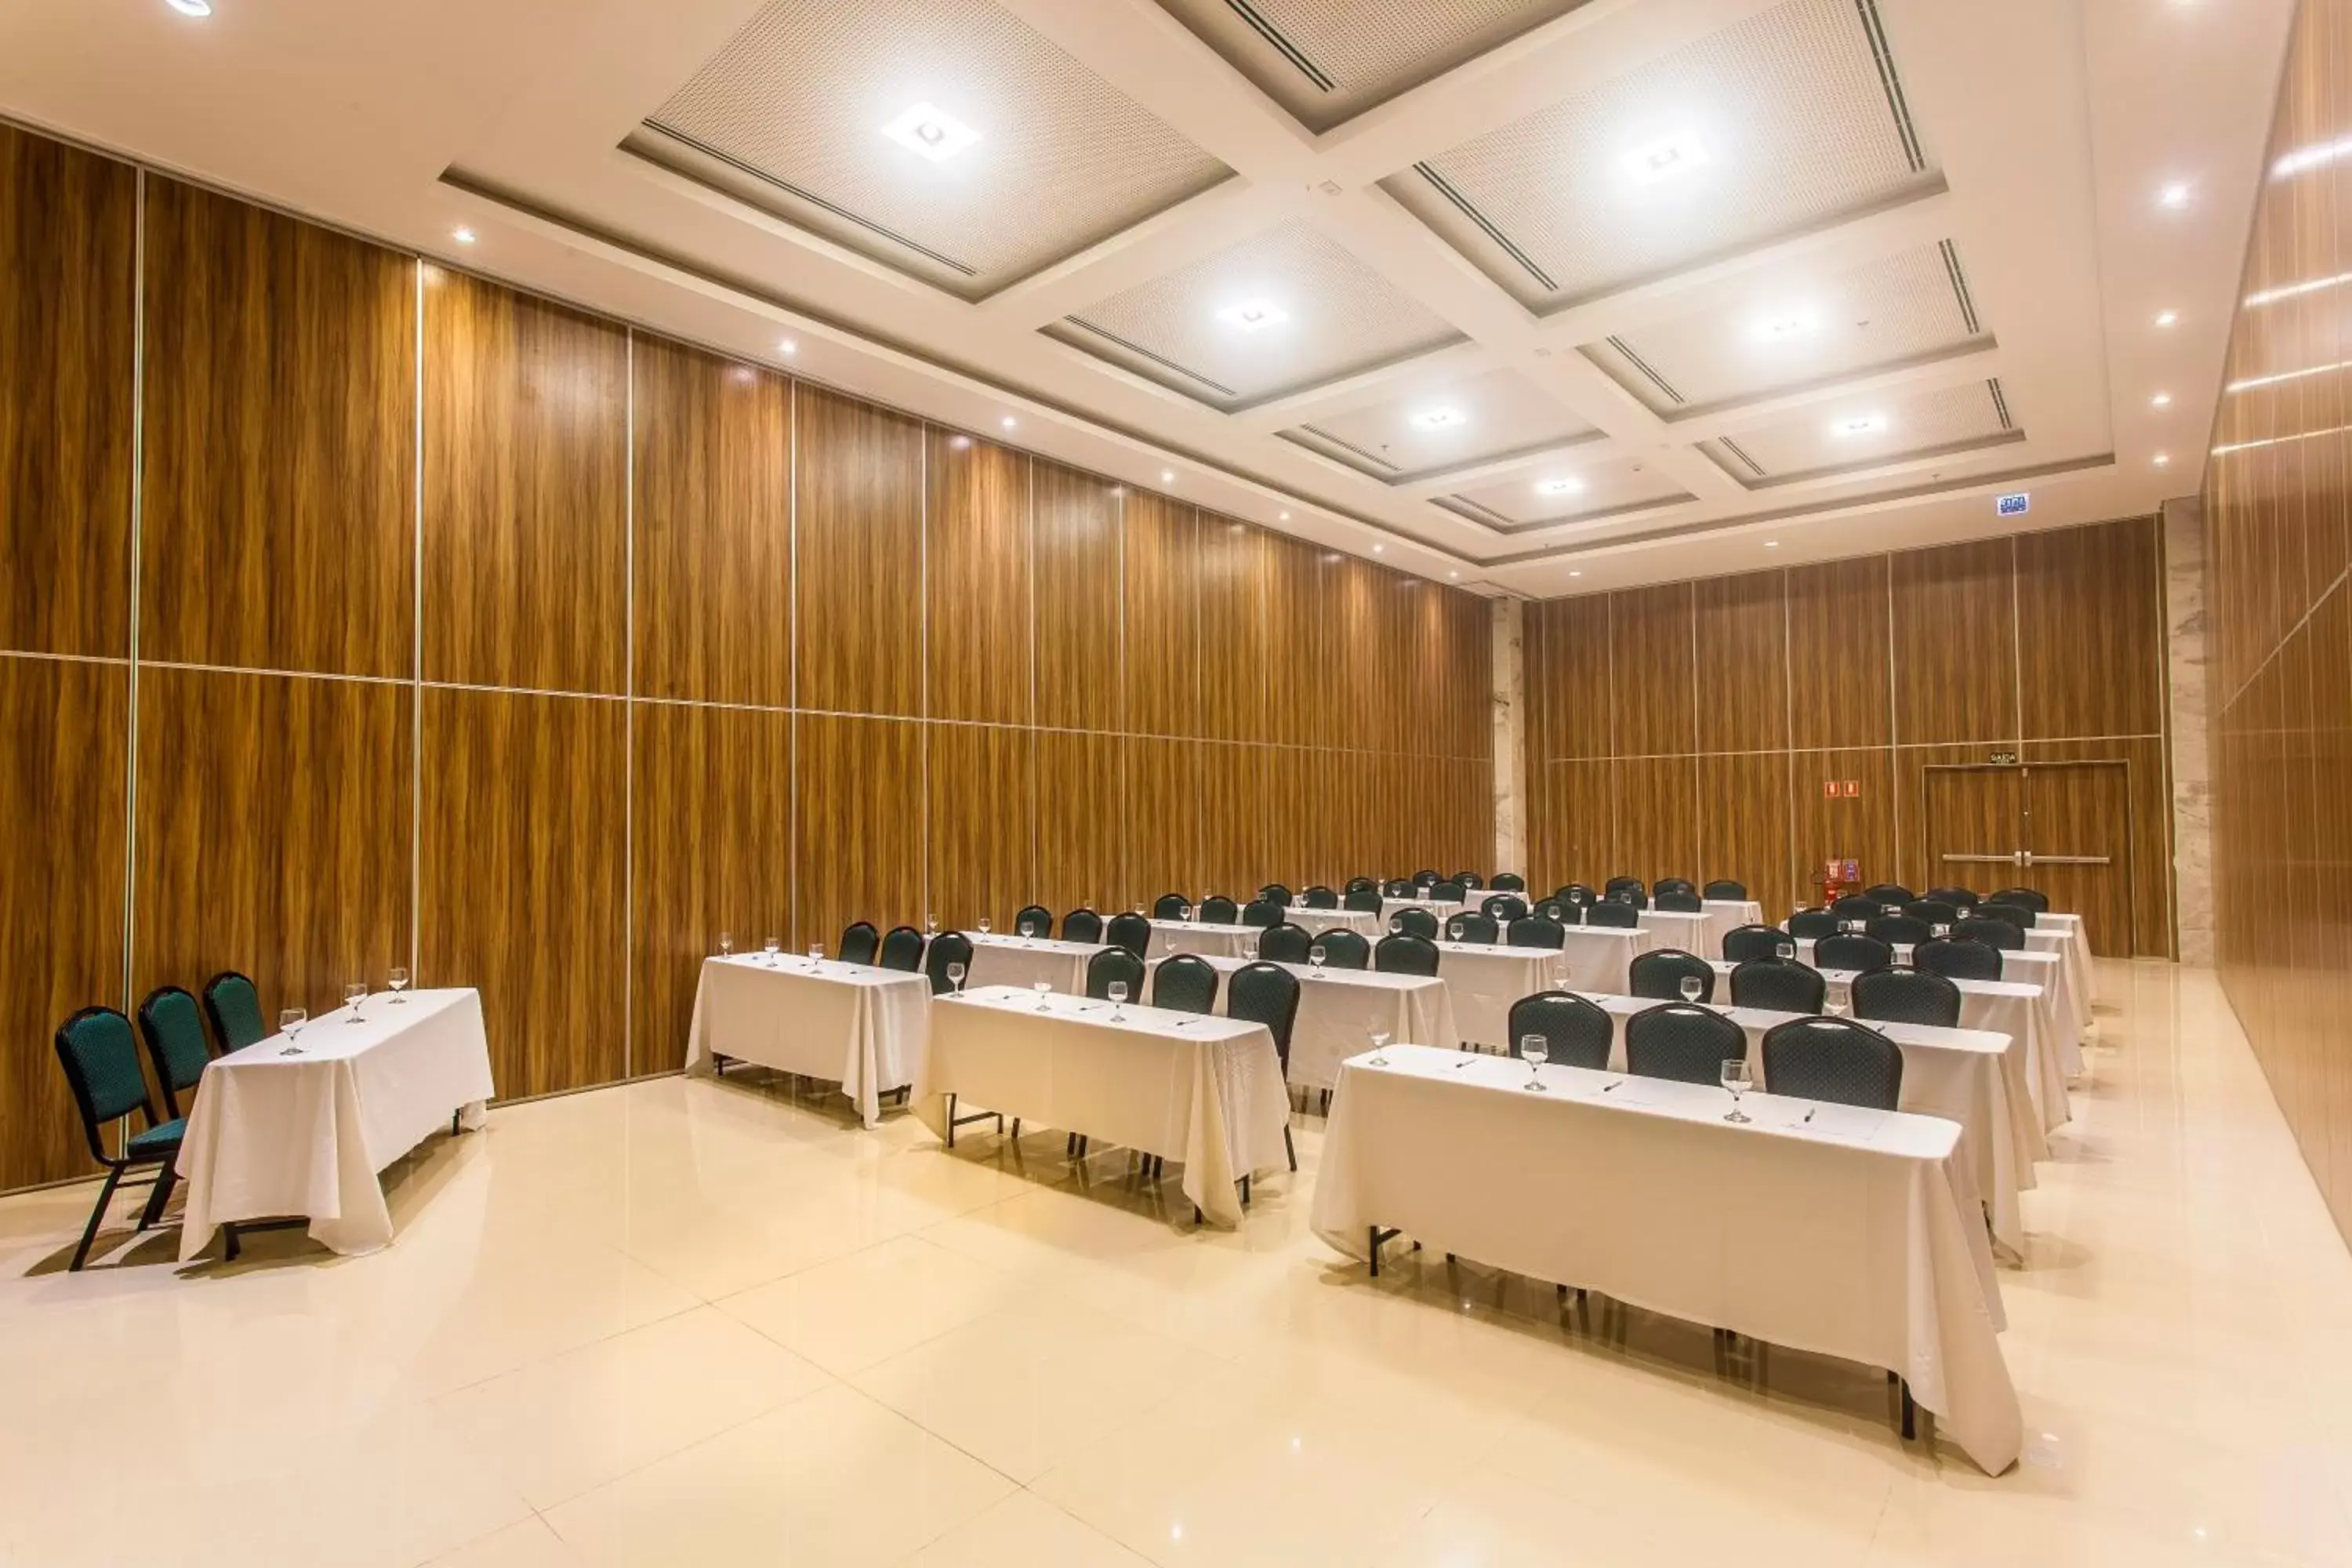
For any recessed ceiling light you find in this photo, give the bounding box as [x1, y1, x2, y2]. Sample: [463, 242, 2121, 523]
[1160, 470, 1175, 485]
[1534, 477, 1586, 497]
[1763, 540, 1780, 548]
[165, 0, 212, 15]
[451, 227, 476, 245]
[779, 338, 797, 355]
[2154, 310, 2180, 328]
[1372, 544, 1384, 554]
[2158, 182, 2192, 209]
[949, 435, 970, 450]
[1216, 299, 1289, 332]
[1448, 571, 1459, 579]
[2245, 271, 2352, 308]
[2275, 135, 2352, 179]
[1568, 570, 1582, 578]
[1829, 413, 1887, 437]
[2154, 452, 2172, 466]
[1000, 416, 1016, 430]
[1279, 510, 1290, 521]
[1751, 312, 1820, 343]
[2151, 392, 2172, 407]
[1621, 130, 1710, 185]
[880, 103, 979, 164]
[1410, 408, 1468, 430]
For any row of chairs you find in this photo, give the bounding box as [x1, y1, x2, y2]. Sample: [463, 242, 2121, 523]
[1504, 989, 1907, 1111]
[1623, 947, 1966, 1025]
[50, 971, 268, 1270]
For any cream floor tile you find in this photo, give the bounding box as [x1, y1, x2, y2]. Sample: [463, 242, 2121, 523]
[431, 1305, 833, 1508]
[428, 1517, 589, 1568]
[715, 1233, 1022, 1375]
[894, 1490, 1153, 1568]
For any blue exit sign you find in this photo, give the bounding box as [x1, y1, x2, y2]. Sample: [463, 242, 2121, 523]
[1995, 492, 2031, 517]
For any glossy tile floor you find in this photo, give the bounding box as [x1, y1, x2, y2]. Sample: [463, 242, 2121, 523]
[3, 961, 2350, 1566]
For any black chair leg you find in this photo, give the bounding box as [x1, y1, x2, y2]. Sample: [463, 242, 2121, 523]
[1240, 1174, 1250, 1207]
[1284, 1124, 1297, 1171]
[1010, 1118, 1021, 1140]
[223, 1223, 241, 1262]
[1900, 1379, 1917, 1440]
[137, 1164, 176, 1231]
[71, 1167, 122, 1272]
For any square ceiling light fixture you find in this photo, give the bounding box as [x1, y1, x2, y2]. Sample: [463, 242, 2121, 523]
[1215, 299, 1290, 332]
[1622, 129, 1711, 185]
[1410, 407, 1468, 430]
[880, 101, 980, 162]
[1534, 476, 1587, 495]
[1829, 412, 1887, 436]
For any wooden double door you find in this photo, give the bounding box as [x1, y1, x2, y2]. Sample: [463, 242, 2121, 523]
[1922, 761, 2134, 955]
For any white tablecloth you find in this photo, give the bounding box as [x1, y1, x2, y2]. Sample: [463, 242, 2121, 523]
[1795, 938, 2081, 1082]
[1310, 1044, 2020, 1475]
[1635, 909, 1714, 956]
[1186, 955, 1458, 1094]
[1700, 899, 1766, 955]
[1378, 896, 1479, 928]
[687, 955, 931, 1127]
[1433, 936, 1654, 1046]
[2023, 921, 2095, 1025]
[915, 985, 1290, 1227]
[1285, 907, 1381, 938]
[1145, 920, 1258, 960]
[175, 989, 495, 1261]
[1584, 993, 2029, 1258]
[956, 932, 1099, 995]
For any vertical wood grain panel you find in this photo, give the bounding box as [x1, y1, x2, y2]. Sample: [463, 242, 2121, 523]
[422, 270, 628, 693]
[1198, 521, 1269, 743]
[1122, 735, 1201, 905]
[1612, 756, 1699, 883]
[1698, 750, 1793, 921]
[1538, 759, 1614, 893]
[926, 722, 1035, 930]
[1790, 748, 1895, 907]
[1263, 535, 1322, 749]
[419, 688, 627, 1100]
[631, 339, 792, 707]
[1893, 538, 2018, 744]
[630, 701, 792, 1074]
[0, 659, 126, 1189]
[797, 390, 923, 716]
[141, 177, 414, 677]
[1198, 742, 1266, 899]
[2016, 517, 2165, 739]
[1527, 594, 1612, 759]
[1787, 557, 1891, 750]
[1035, 730, 1123, 915]
[926, 432, 1030, 725]
[1694, 569, 1788, 753]
[1608, 583, 1697, 757]
[0, 127, 134, 659]
[794, 713, 924, 950]
[1032, 463, 1121, 731]
[1123, 492, 1200, 739]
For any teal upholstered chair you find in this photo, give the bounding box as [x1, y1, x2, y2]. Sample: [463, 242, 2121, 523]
[201, 970, 266, 1055]
[53, 1006, 185, 1270]
[136, 985, 212, 1119]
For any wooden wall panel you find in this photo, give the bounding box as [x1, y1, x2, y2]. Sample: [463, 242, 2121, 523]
[1789, 748, 1895, 907]
[1694, 570, 1788, 753]
[1198, 521, 1268, 743]
[2018, 738, 2172, 959]
[1609, 583, 1697, 757]
[0, 659, 126, 1189]
[132, 668, 411, 1025]
[1123, 735, 1202, 904]
[1613, 757, 1699, 884]
[1123, 493, 1200, 739]
[926, 723, 1035, 930]
[797, 390, 923, 716]
[1697, 751, 1793, 921]
[793, 713, 924, 954]
[141, 178, 414, 677]
[1893, 538, 2019, 744]
[1263, 536, 1322, 749]
[0, 129, 134, 659]
[1032, 463, 1121, 731]
[1528, 594, 1611, 760]
[926, 434, 1030, 725]
[1787, 557, 1890, 750]
[2016, 518, 2165, 740]
[1890, 742, 1988, 895]
[422, 271, 628, 693]
[630, 701, 792, 1075]
[419, 688, 626, 1100]
[1537, 759, 1613, 893]
[1035, 731, 1123, 915]
[1446, 589, 1494, 760]
[631, 340, 792, 708]
[1200, 742, 1268, 899]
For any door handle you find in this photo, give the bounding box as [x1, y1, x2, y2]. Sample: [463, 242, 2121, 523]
[2027, 854, 2111, 866]
[1939, 854, 2015, 864]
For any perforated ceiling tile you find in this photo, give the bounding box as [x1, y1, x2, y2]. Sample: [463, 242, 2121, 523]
[1381, 0, 1938, 310]
[637, 0, 1229, 298]
[1052, 220, 1465, 407]
[1703, 378, 2020, 485]
[1439, 455, 1689, 532]
[1283, 368, 1595, 480]
[1587, 241, 1987, 416]
[1153, 0, 1591, 132]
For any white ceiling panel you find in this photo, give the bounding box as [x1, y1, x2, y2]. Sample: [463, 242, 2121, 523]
[1439, 455, 1690, 532]
[1703, 377, 2020, 485]
[1283, 367, 1596, 480]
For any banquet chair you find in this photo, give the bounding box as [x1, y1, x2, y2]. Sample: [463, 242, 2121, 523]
[1240, 899, 1284, 928]
[1978, 899, 2038, 931]
[1604, 876, 1645, 898]
[54, 1006, 185, 1270]
[1303, 885, 1340, 909]
[1200, 895, 1240, 924]
[1862, 883, 1915, 906]
[1374, 932, 1440, 976]
[1507, 916, 1567, 950]
[1989, 886, 2050, 913]
[1787, 908, 1840, 940]
[1412, 869, 1441, 888]
[1228, 962, 1303, 1175]
[1761, 1018, 1903, 1111]
[1345, 876, 1378, 894]
[136, 985, 212, 1120]
[1315, 929, 1371, 969]
[1901, 899, 1959, 928]
[1654, 877, 1697, 897]
[1852, 966, 1962, 1029]
[1915, 936, 2003, 980]
[1830, 895, 1882, 922]
[1952, 915, 2024, 952]
[1259, 924, 1312, 964]
[1455, 871, 1485, 890]
[1865, 913, 1934, 947]
[1625, 1003, 1746, 1087]
[1491, 873, 1527, 891]
[1063, 908, 1105, 943]
[1703, 879, 1748, 899]
[1085, 946, 1146, 1002]
[1151, 893, 1191, 920]
[1722, 924, 1789, 964]
[1258, 883, 1294, 905]
[1582, 901, 1639, 929]
[1105, 913, 1152, 958]
[1343, 886, 1383, 913]
[1653, 890, 1703, 913]
[840, 920, 882, 964]
[1152, 954, 1219, 1014]
[1557, 883, 1597, 907]
[1612, 887, 1650, 910]
[1926, 885, 1981, 910]
[1507, 992, 1612, 1071]
[1446, 912, 1499, 945]
[924, 932, 975, 995]
[1817, 933, 1893, 972]
[878, 926, 925, 971]
[1381, 879, 1416, 898]
[1481, 893, 1530, 921]
[1729, 958, 1827, 1014]
[1630, 949, 1714, 1004]
[201, 970, 266, 1055]
[1533, 899, 1573, 924]
[1429, 878, 1468, 902]
[1388, 907, 1439, 940]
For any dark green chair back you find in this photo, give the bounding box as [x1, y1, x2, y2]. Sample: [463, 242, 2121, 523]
[1374, 932, 1440, 976]
[925, 931, 975, 995]
[1312, 928, 1370, 969]
[840, 921, 882, 965]
[1388, 906, 1439, 940]
[136, 985, 212, 1118]
[1063, 908, 1105, 943]
[1086, 946, 1146, 1001]
[1259, 923, 1312, 964]
[1013, 906, 1054, 940]
[201, 970, 267, 1054]
[878, 926, 925, 971]
[1152, 954, 1219, 1014]
[1200, 895, 1240, 924]
[55, 1007, 156, 1158]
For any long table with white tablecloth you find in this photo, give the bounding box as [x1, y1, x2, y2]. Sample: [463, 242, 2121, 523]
[1432, 931, 1653, 1045]
[688, 955, 931, 1127]
[1181, 953, 1458, 1093]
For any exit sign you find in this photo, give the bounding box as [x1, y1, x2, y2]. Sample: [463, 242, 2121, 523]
[1995, 492, 2031, 517]
[1989, 750, 2019, 765]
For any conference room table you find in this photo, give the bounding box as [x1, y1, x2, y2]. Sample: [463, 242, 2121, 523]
[1378, 895, 1479, 927]
[2027, 915, 2096, 1021]
[1795, 938, 2082, 1083]
[959, 931, 1100, 993]
[1576, 992, 2031, 1258]
[1144, 919, 1259, 960]
[915, 985, 1288, 1227]
[1636, 900, 1766, 957]
[1310, 1044, 2020, 1475]
[1181, 953, 1459, 1094]
[1283, 906, 1381, 938]
[176, 988, 495, 1261]
[1434, 929, 1653, 1047]
[688, 954, 931, 1127]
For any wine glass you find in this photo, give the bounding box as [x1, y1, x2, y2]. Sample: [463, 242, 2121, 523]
[278, 1007, 308, 1055]
[764, 934, 782, 966]
[1447, 919, 1465, 944]
[1389, 916, 1404, 935]
[1033, 979, 1052, 1011]
[387, 966, 409, 1003]
[808, 942, 825, 969]
[717, 931, 734, 957]
[1775, 940, 1796, 962]
[1721, 1059, 1753, 1123]
[1932, 923, 1952, 939]
[1308, 942, 1328, 978]
[1108, 979, 1129, 1021]
[1369, 1028, 1392, 1067]
[344, 981, 367, 1022]
[1679, 975, 1704, 1004]
[1824, 990, 1849, 1019]
[1519, 1033, 1549, 1091]
[977, 916, 992, 936]
[946, 960, 967, 995]
[1021, 919, 1037, 947]
[1163, 932, 1177, 960]
[1552, 963, 1570, 992]
[925, 913, 939, 935]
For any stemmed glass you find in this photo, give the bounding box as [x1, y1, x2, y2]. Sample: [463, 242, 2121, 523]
[925, 913, 939, 935]
[1824, 990, 1849, 1019]
[1368, 1028, 1391, 1066]
[1308, 942, 1328, 979]
[1775, 940, 1796, 962]
[1033, 979, 1053, 1011]
[764, 935, 782, 966]
[1021, 919, 1037, 947]
[1932, 923, 1952, 940]
[1388, 916, 1405, 936]
[1721, 1059, 1753, 1123]
[344, 981, 367, 1022]
[1108, 980, 1129, 1021]
[1446, 919, 1465, 945]
[387, 966, 409, 1004]
[717, 932, 735, 957]
[1552, 964, 1570, 993]
[1163, 932, 1178, 960]
[1679, 975, 1704, 1004]
[808, 942, 825, 969]
[977, 916, 993, 936]
[946, 960, 967, 996]
[278, 1007, 308, 1056]
[1519, 1032, 1549, 1091]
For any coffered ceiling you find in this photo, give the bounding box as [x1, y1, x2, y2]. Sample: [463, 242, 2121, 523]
[0, 0, 2298, 597]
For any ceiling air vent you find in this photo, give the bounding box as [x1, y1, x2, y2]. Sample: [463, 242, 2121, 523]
[1410, 162, 1559, 292]
[1987, 377, 2014, 430]
[1298, 425, 1403, 472]
[1222, 0, 1337, 92]
[1604, 335, 1686, 406]
[1443, 495, 1522, 529]
[1059, 318, 1239, 398]
[1938, 239, 1980, 336]
[1855, 0, 1926, 173]
[1719, 437, 1768, 477]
